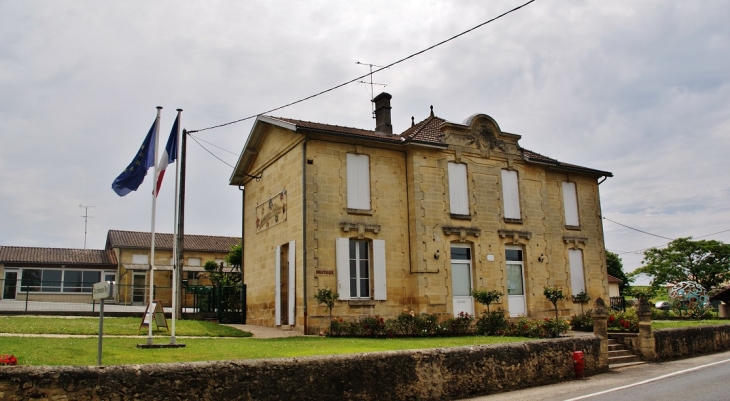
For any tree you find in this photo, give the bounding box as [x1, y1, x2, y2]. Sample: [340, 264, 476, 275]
[471, 289, 503, 313]
[226, 243, 242, 270]
[631, 237, 730, 292]
[315, 287, 339, 320]
[543, 286, 565, 321]
[606, 251, 630, 294]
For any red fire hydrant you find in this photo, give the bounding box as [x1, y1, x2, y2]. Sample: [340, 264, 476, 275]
[573, 351, 585, 379]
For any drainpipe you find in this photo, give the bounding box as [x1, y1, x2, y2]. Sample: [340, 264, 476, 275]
[239, 185, 246, 324]
[302, 134, 309, 334]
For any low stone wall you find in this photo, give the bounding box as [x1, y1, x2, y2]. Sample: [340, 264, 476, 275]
[0, 337, 604, 401]
[654, 324, 730, 361]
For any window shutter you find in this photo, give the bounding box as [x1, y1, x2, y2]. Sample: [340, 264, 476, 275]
[288, 240, 296, 324]
[347, 154, 370, 210]
[275, 245, 281, 326]
[501, 170, 521, 219]
[448, 162, 469, 215]
[562, 181, 579, 226]
[372, 240, 387, 300]
[569, 249, 586, 295]
[132, 254, 148, 264]
[336, 238, 350, 300]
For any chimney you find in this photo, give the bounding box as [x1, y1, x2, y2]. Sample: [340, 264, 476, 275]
[372, 92, 393, 135]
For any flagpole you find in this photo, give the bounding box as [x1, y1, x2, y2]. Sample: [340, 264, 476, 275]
[170, 109, 182, 345]
[148, 106, 162, 346]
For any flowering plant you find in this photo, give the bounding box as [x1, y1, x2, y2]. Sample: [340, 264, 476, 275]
[0, 354, 18, 366]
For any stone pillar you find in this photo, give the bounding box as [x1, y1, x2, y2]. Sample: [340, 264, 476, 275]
[637, 297, 656, 360]
[592, 298, 609, 369]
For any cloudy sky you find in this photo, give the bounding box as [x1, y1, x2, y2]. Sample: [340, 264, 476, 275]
[1, 1, 728, 282]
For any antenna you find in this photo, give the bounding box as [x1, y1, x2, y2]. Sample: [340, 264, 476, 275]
[79, 204, 95, 249]
[356, 61, 388, 117]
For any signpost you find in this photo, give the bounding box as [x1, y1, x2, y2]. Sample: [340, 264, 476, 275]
[93, 281, 115, 366]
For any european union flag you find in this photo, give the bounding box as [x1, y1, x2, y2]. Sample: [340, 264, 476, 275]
[111, 120, 157, 197]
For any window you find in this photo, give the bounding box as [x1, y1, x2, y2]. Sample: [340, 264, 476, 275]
[347, 153, 371, 210]
[450, 245, 472, 297]
[569, 249, 586, 295]
[215, 258, 227, 267]
[132, 254, 148, 264]
[501, 170, 521, 220]
[20, 269, 107, 293]
[448, 162, 469, 215]
[336, 238, 386, 300]
[562, 181, 580, 227]
[188, 257, 201, 267]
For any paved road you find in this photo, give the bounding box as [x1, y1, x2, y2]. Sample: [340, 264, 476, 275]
[462, 350, 730, 401]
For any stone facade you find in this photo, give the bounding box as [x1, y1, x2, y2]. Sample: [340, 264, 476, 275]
[231, 96, 613, 334]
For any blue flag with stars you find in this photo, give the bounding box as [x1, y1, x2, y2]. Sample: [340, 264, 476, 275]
[111, 120, 157, 196]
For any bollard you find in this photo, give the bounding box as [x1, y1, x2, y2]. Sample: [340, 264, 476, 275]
[573, 351, 585, 379]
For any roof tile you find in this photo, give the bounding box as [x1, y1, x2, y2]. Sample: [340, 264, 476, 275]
[269, 116, 404, 142]
[0, 247, 117, 265]
[106, 230, 239, 253]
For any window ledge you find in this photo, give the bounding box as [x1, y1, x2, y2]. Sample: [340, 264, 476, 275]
[347, 208, 373, 216]
[504, 218, 523, 224]
[347, 300, 376, 306]
[450, 213, 472, 221]
[565, 225, 582, 231]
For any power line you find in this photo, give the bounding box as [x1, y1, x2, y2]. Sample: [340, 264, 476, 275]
[603, 217, 675, 240]
[607, 227, 730, 255]
[189, 134, 239, 156]
[188, 0, 537, 134]
[188, 134, 235, 169]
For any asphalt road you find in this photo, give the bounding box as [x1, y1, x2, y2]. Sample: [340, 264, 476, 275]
[462, 350, 730, 401]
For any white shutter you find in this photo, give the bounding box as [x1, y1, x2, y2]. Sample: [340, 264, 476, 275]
[132, 254, 148, 264]
[288, 240, 296, 325]
[336, 238, 350, 300]
[501, 170, 521, 219]
[569, 249, 586, 295]
[372, 240, 387, 300]
[347, 154, 370, 210]
[448, 162, 469, 215]
[562, 181, 579, 226]
[275, 245, 281, 326]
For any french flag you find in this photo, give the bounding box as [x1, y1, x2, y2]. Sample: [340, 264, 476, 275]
[155, 113, 180, 196]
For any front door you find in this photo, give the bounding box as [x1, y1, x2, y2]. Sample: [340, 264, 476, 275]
[451, 245, 474, 317]
[3, 272, 17, 299]
[275, 241, 296, 326]
[132, 273, 146, 305]
[506, 247, 526, 316]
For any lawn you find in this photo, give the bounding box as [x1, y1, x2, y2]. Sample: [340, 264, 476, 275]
[0, 336, 532, 366]
[0, 316, 250, 337]
[652, 320, 730, 329]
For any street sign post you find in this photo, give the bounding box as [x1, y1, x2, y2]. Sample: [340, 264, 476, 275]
[93, 281, 115, 366]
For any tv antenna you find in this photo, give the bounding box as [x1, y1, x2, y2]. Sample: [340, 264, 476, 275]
[356, 61, 388, 117]
[79, 204, 95, 249]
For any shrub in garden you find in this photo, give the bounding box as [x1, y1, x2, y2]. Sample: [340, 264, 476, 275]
[607, 308, 638, 332]
[475, 308, 508, 335]
[443, 311, 474, 335]
[314, 287, 339, 320]
[471, 289, 503, 313]
[543, 286, 565, 321]
[570, 310, 593, 332]
[542, 317, 570, 338]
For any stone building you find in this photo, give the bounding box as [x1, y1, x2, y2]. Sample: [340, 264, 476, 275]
[229, 93, 613, 334]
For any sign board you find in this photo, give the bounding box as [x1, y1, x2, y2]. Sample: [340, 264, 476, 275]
[92, 281, 115, 300]
[139, 300, 169, 331]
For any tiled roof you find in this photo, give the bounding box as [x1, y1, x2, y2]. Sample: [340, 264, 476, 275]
[522, 148, 613, 177]
[400, 114, 447, 143]
[0, 246, 117, 265]
[106, 230, 240, 252]
[607, 274, 623, 284]
[268, 116, 405, 143]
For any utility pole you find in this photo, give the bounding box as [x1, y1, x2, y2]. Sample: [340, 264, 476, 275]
[175, 129, 188, 317]
[79, 204, 95, 249]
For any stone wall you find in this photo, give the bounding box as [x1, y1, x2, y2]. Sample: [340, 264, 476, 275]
[0, 337, 604, 401]
[654, 324, 730, 361]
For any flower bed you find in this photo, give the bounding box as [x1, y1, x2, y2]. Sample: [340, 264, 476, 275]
[0, 354, 18, 366]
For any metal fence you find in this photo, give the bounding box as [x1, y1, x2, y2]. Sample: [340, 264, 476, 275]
[0, 278, 245, 322]
[610, 296, 626, 312]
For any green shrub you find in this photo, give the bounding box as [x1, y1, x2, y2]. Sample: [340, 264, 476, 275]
[472, 289, 503, 313]
[442, 311, 474, 335]
[570, 310, 593, 332]
[503, 317, 569, 338]
[608, 308, 638, 332]
[476, 309, 508, 335]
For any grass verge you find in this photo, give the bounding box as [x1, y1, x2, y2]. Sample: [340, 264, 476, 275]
[1, 336, 532, 366]
[0, 316, 250, 337]
[652, 320, 730, 329]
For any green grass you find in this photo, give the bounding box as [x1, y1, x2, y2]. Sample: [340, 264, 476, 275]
[652, 320, 730, 329]
[0, 316, 250, 337]
[1, 336, 532, 366]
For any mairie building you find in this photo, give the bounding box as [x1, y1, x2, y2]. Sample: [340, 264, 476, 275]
[229, 93, 613, 335]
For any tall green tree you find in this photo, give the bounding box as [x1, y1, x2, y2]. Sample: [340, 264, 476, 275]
[606, 251, 630, 294]
[631, 237, 730, 291]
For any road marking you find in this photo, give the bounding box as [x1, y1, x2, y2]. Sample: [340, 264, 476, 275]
[563, 357, 730, 400]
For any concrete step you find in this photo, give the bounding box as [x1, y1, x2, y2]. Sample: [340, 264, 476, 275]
[609, 361, 646, 369]
[607, 339, 617, 345]
[609, 354, 642, 364]
[609, 350, 633, 358]
[608, 343, 625, 351]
